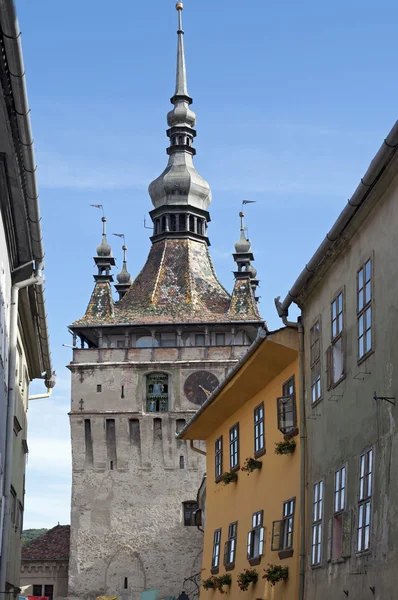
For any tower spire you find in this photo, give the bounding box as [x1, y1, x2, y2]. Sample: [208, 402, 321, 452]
[148, 2, 212, 237]
[113, 234, 133, 300]
[233, 212, 259, 301]
[94, 216, 115, 282]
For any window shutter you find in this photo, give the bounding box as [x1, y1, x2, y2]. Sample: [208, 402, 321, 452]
[259, 526, 265, 555]
[247, 530, 252, 558]
[326, 517, 333, 562]
[326, 346, 332, 390]
[223, 541, 229, 566]
[271, 520, 282, 551]
[342, 509, 352, 557]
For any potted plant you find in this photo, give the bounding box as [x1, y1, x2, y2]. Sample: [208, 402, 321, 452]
[274, 440, 296, 455]
[236, 569, 258, 591]
[216, 574, 232, 594]
[202, 576, 218, 591]
[241, 457, 262, 474]
[221, 470, 238, 485]
[263, 564, 289, 586]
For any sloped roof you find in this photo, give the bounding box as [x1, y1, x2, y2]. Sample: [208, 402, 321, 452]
[73, 238, 262, 326]
[21, 525, 70, 561]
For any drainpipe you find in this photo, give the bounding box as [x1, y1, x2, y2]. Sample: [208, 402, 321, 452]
[28, 388, 53, 401]
[0, 267, 44, 596]
[281, 315, 306, 600]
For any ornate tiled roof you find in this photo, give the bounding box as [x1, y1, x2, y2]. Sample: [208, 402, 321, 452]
[73, 239, 261, 326]
[22, 525, 70, 561]
[228, 278, 261, 320]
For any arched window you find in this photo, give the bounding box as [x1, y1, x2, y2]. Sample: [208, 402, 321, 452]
[178, 136, 183, 145]
[161, 216, 166, 232]
[170, 214, 177, 232]
[146, 373, 169, 413]
[189, 215, 195, 232]
[197, 220, 203, 235]
[179, 214, 185, 231]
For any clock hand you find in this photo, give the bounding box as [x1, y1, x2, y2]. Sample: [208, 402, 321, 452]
[198, 385, 211, 398]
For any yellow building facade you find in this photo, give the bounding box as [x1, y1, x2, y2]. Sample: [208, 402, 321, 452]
[179, 328, 301, 600]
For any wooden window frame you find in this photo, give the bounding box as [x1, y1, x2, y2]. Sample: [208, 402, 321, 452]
[224, 521, 238, 570]
[357, 448, 373, 553]
[357, 258, 373, 362]
[334, 465, 346, 514]
[215, 436, 223, 482]
[311, 480, 324, 567]
[271, 498, 295, 559]
[326, 290, 345, 388]
[229, 423, 239, 470]
[254, 402, 265, 458]
[211, 528, 222, 573]
[247, 510, 264, 565]
[277, 376, 297, 434]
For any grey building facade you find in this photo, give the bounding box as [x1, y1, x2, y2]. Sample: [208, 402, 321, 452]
[277, 120, 398, 600]
[0, 0, 53, 597]
[67, 5, 263, 600]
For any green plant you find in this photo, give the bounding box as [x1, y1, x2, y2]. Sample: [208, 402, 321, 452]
[202, 574, 232, 594]
[263, 564, 289, 586]
[236, 569, 258, 591]
[241, 457, 262, 473]
[274, 440, 296, 455]
[221, 470, 238, 485]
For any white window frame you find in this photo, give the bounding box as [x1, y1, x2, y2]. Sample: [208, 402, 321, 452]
[311, 480, 324, 566]
[330, 291, 344, 385]
[229, 423, 239, 469]
[357, 258, 373, 360]
[310, 320, 322, 403]
[357, 448, 373, 553]
[212, 528, 221, 569]
[247, 510, 264, 561]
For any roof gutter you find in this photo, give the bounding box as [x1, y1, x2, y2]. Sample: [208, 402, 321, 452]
[0, 0, 53, 380]
[176, 328, 267, 439]
[275, 120, 398, 318]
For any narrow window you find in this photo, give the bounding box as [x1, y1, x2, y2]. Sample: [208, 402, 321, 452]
[84, 419, 93, 466]
[271, 499, 295, 555]
[129, 419, 141, 447]
[170, 214, 177, 232]
[254, 403, 265, 457]
[17, 343, 23, 386]
[215, 436, 223, 481]
[97, 384, 102, 393]
[183, 501, 199, 526]
[146, 373, 169, 412]
[229, 423, 239, 469]
[311, 481, 323, 566]
[212, 529, 222, 571]
[179, 455, 185, 469]
[357, 258, 372, 360]
[179, 214, 185, 231]
[44, 585, 54, 600]
[215, 333, 225, 346]
[121, 385, 125, 399]
[124, 578, 128, 590]
[277, 376, 297, 434]
[10, 487, 16, 524]
[189, 215, 195, 232]
[331, 465, 350, 560]
[18, 501, 23, 535]
[357, 449, 373, 552]
[224, 522, 237, 568]
[106, 419, 117, 470]
[327, 291, 344, 386]
[310, 320, 322, 403]
[247, 510, 264, 563]
[195, 333, 205, 346]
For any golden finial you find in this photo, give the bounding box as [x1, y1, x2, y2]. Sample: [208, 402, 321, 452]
[176, 2, 184, 10]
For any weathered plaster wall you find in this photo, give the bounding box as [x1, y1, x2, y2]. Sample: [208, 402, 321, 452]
[302, 167, 398, 600]
[20, 561, 69, 600]
[68, 345, 248, 600]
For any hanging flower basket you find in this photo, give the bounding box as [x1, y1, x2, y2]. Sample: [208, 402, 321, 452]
[221, 471, 238, 485]
[237, 569, 258, 591]
[241, 457, 263, 474]
[202, 574, 232, 593]
[274, 440, 296, 455]
[263, 564, 289, 586]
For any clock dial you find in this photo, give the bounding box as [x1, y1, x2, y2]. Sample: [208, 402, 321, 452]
[184, 371, 220, 405]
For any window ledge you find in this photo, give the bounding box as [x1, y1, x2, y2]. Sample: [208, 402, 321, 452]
[357, 349, 374, 367]
[310, 563, 323, 570]
[215, 476, 222, 484]
[225, 563, 235, 572]
[254, 448, 265, 459]
[248, 556, 262, 566]
[332, 374, 346, 389]
[210, 567, 219, 575]
[331, 558, 346, 564]
[278, 549, 293, 560]
[311, 397, 323, 409]
[230, 465, 240, 473]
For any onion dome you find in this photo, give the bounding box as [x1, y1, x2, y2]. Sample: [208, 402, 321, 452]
[235, 229, 251, 253]
[96, 217, 112, 257]
[115, 243, 133, 300]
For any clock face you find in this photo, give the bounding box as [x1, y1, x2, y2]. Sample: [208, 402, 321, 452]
[184, 371, 220, 405]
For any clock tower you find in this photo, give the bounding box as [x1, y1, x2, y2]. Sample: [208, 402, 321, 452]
[67, 4, 264, 600]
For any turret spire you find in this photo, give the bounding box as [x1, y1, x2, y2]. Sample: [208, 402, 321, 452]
[148, 2, 212, 236]
[113, 234, 133, 300]
[93, 215, 115, 282]
[233, 212, 259, 301]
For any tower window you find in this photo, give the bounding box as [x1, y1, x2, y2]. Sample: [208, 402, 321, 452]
[215, 333, 225, 346]
[124, 578, 128, 590]
[183, 501, 199, 526]
[180, 455, 185, 469]
[161, 216, 166, 232]
[195, 333, 205, 346]
[146, 373, 169, 412]
[179, 214, 185, 231]
[189, 215, 195, 232]
[170, 214, 177, 232]
[97, 384, 102, 393]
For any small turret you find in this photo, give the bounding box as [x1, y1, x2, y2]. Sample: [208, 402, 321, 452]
[232, 212, 259, 301]
[114, 236, 133, 300]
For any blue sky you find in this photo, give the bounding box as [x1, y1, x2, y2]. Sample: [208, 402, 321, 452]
[16, 0, 398, 528]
